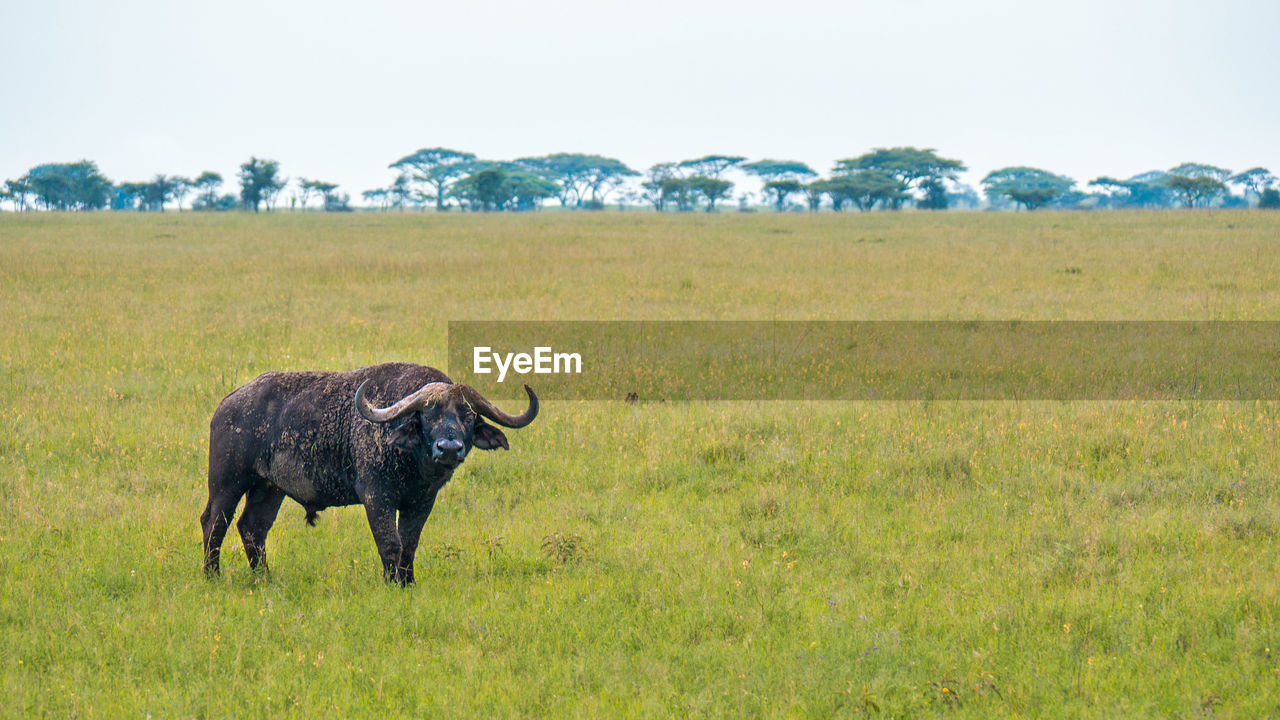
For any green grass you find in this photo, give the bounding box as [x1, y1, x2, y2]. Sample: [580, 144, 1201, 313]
[2, 210, 1280, 717]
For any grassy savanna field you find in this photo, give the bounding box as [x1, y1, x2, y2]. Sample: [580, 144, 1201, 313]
[3, 210, 1280, 717]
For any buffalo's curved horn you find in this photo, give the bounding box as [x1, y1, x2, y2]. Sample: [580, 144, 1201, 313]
[354, 380, 450, 423]
[459, 384, 538, 428]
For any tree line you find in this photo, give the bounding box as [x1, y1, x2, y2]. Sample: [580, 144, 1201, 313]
[0, 158, 351, 213]
[3, 148, 1277, 213]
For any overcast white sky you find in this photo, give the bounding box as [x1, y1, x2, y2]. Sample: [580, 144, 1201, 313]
[3, 0, 1276, 202]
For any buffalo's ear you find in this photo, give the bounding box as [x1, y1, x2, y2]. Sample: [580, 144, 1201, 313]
[472, 419, 509, 451]
[388, 416, 423, 450]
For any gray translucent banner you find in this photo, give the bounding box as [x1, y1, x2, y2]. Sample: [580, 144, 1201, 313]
[447, 321, 1280, 401]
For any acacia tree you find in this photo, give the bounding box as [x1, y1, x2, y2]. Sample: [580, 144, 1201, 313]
[1164, 175, 1226, 208]
[802, 183, 824, 211]
[917, 179, 948, 210]
[851, 170, 906, 210]
[170, 177, 192, 211]
[761, 180, 804, 212]
[22, 161, 112, 210]
[576, 156, 638, 207]
[291, 178, 341, 211]
[389, 173, 412, 211]
[589, 157, 637, 206]
[142, 174, 180, 211]
[516, 154, 637, 208]
[677, 155, 745, 179]
[295, 178, 317, 210]
[640, 163, 678, 211]
[981, 167, 1075, 210]
[741, 160, 815, 183]
[312, 181, 340, 209]
[390, 148, 477, 212]
[834, 147, 964, 209]
[1228, 167, 1275, 204]
[664, 178, 695, 211]
[112, 183, 147, 210]
[813, 171, 905, 211]
[1168, 163, 1230, 181]
[451, 168, 507, 211]
[192, 172, 223, 209]
[741, 160, 816, 211]
[239, 157, 285, 212]
[1090, 172, 1177, 209]
[517, 156, 572, 207]
[688, 176, 733, 212]
[809, 179, 844, 211]
[362, 188, 390, 211]
[3, 179, 31, 211]
[638, 164, 695, 212]
[1164, 163, 1229, 207]
[450, 165, 557, 212]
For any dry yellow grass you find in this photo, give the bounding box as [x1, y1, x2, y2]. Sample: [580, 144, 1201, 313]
[2, 210, 1279, 718]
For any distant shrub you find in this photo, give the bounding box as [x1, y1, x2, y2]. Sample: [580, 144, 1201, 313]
[740, 493, 781, 520]
[541, 533, 585, 564]
[324, 192, 353, 212]
[698, 440, 747, 466]
[917, 179, 948, 210]
[430, 542, 463, 561]
[1221, 515, 1276, 540]
[193, 194, 239, 211]
[1259, 188, 1280, 209]
[919, 450, 972, 482]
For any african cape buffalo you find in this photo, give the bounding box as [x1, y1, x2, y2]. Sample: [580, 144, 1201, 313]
[201, 362, 537, 584]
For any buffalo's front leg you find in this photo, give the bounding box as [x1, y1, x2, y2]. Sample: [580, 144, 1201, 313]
[362, 497, 402, 582]
[396, 492, 438, 585]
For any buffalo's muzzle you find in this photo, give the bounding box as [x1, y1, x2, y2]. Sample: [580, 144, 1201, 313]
[433, 438, 466, 465]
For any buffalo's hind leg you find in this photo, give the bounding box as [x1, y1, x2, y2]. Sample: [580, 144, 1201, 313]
[202, 488, 245, 577]
[238, 484, 286, 573]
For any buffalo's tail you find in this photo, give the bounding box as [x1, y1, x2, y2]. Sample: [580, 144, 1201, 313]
[305, 509, 320, 527]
